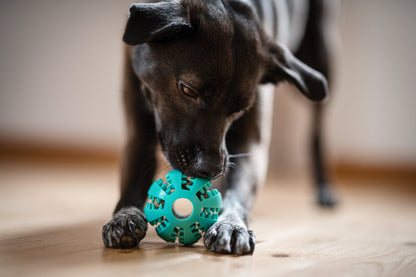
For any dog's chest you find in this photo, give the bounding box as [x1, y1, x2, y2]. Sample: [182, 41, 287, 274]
[252, 0, 309, 52]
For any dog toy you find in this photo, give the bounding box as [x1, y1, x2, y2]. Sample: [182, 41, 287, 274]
[144, 170, 222, 245]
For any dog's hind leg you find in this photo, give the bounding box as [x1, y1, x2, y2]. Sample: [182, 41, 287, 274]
[204, 85, 274, 255]
[294, 0, 338, 207]
[102, 48, 157, 249]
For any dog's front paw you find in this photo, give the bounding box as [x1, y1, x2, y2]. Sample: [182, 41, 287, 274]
[102, 207, 147, 249]
[204, 221, 255, 255]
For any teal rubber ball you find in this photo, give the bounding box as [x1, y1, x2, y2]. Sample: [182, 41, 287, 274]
[144, 170, 222, 245]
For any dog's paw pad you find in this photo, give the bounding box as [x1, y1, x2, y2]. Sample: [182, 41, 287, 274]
[204, 222, 255, 255]
[102, 207, 147, 249]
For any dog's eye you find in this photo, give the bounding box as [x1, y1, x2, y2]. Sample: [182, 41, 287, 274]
[180, 82, 199, 99]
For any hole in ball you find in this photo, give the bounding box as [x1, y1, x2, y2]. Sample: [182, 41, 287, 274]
[172, 198, 193, 219]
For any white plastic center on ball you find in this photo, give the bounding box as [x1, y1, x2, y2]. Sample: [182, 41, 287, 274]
[172, 198, 193, 219]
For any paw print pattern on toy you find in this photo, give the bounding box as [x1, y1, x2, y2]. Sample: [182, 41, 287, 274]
[144, 170, 222, 245]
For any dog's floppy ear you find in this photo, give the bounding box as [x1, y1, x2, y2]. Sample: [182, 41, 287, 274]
[123, 2, 193, 45]
[261, 42, 328, 101]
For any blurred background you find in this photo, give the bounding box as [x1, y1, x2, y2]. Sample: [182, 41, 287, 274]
[0, 0, 415, 180]
[1, 2, 415, 275]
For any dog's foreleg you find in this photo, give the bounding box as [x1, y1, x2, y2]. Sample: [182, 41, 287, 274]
[102, 48, 157, 249]
[204, 85, 274, 255]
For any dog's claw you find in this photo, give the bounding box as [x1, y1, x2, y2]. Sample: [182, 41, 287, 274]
[102, 207, 147, 249]
[204, 221, 255, 255]
[128, 220, 136, 234]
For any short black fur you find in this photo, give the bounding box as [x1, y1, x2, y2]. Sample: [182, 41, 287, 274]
[102, 0, 336, 254]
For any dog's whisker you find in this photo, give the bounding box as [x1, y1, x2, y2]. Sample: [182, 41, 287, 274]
[228, 153, 251, 159]
[227, 161, 236, 169]
[159, 165, 173, 176]
[143, 161, 159, 179]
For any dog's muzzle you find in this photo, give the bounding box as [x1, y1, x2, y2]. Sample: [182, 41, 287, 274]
[165, 144, 225, 180]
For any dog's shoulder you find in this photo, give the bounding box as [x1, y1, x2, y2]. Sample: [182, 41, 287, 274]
[248, 0, 309, 51]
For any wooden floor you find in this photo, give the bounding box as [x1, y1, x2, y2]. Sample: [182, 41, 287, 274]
[0, 159, 415, 277]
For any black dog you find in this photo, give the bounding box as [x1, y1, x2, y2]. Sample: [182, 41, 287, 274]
[102, 0, 336, 255]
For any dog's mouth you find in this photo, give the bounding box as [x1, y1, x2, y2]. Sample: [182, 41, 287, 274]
[160, 143, 227, 180]
[173, 152, 226, 180]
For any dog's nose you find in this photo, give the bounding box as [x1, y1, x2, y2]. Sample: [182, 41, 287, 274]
[194, 159, 224, 180]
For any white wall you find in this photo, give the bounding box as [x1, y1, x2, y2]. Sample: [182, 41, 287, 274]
[271, 0, 416, 170]
[329, 0, 416, 165]
[0, 0, 130, 149]
[1, 0, 415, 168]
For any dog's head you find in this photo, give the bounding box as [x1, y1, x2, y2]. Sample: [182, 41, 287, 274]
[123, 0, 327, 179]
